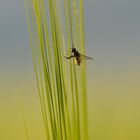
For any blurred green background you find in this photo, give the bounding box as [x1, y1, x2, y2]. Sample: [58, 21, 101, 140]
[0, 0, 140, 140]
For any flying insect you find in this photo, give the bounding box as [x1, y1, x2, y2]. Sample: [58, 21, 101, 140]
[64, 48, 93, 65]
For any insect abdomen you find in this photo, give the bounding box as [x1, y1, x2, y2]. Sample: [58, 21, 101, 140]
[76, 57, 81, 65]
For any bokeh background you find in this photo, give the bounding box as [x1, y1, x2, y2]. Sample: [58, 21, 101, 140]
[0, 0, 140, 140]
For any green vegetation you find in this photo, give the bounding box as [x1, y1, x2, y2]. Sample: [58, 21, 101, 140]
[24, 0, 88, 139]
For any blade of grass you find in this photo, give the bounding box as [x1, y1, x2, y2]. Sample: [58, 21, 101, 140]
[17, 89, 29, 140]
[24, 0, 89, 140]
[79, 0, 88, 139]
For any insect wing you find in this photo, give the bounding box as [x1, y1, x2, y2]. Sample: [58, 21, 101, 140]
[80, 53, 94, 61]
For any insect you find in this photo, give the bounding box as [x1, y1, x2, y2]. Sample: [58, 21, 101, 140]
[64, 48, 93, 65]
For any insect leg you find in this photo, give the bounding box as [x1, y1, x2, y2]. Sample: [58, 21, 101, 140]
[64, 55, 74, 59]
